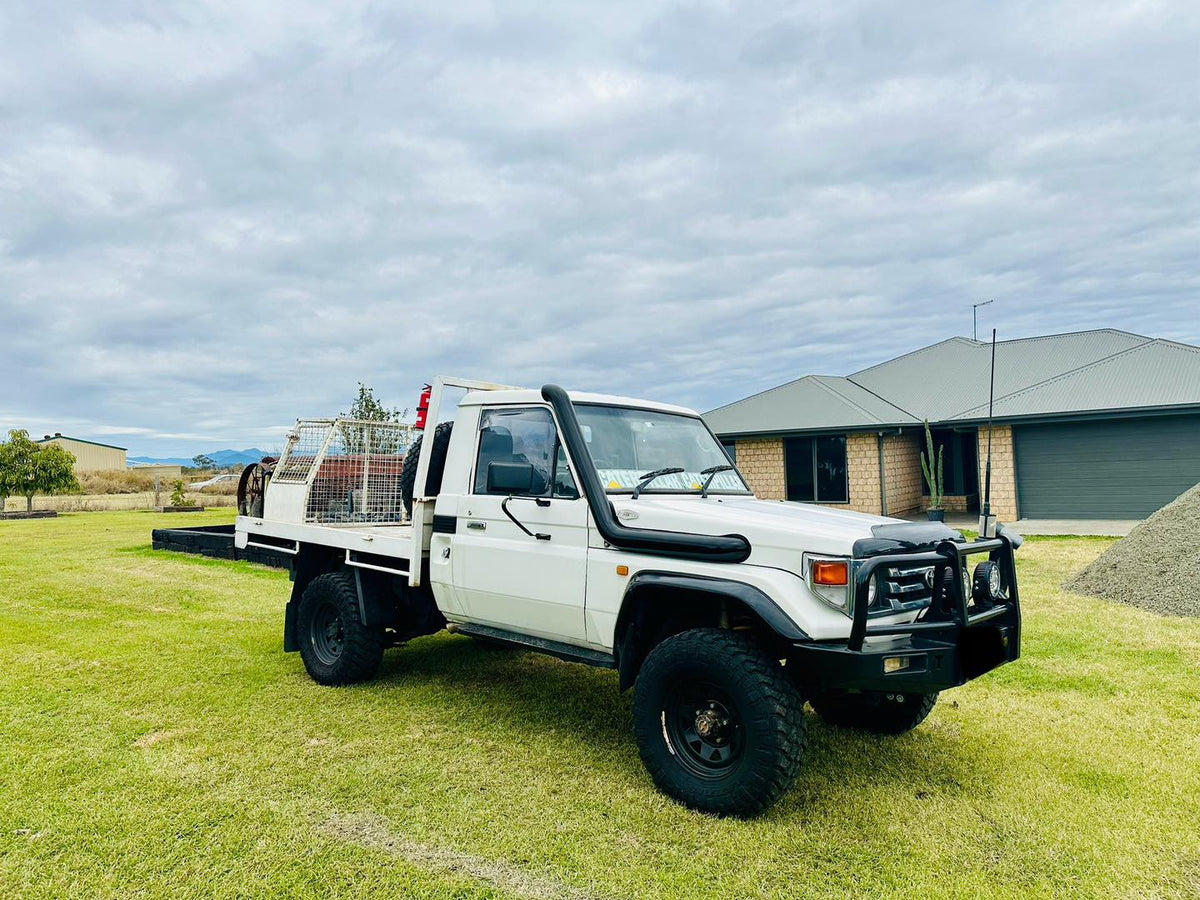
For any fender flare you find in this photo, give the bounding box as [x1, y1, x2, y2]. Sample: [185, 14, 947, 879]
[283, 546, 399, 651]
[614, 571, 809, 689]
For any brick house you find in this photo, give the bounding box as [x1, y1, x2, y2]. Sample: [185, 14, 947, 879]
[705, 330, 1200, 521]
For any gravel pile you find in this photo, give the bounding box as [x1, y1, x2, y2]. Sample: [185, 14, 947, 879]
[1066, 482, 1200, 617]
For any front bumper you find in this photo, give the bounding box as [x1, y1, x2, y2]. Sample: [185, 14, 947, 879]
[789, 534, 1021, 694]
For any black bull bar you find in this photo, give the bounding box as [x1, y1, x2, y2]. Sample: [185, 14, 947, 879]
[791, 534, 1022, 694]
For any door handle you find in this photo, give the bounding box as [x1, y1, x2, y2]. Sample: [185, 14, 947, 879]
[467, 521, 486, 530]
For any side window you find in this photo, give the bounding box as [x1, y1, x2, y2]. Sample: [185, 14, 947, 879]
[474, 407, 557, 496]
[552, 443, 578, 499]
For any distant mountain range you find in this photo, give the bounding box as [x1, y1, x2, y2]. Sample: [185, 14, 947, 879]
[129, 448, 268, 469]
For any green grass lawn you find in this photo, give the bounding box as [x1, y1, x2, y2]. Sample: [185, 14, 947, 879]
[1, 512, 1197, 898]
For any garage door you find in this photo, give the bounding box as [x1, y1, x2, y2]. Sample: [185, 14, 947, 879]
[1015, 416, 1200, 519]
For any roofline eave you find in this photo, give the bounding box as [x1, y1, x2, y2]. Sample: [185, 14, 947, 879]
[715, 401, 1200, 439]
[712, 422, 919, 440]
[35, 436, 129, 451]
[947, 402, 1200, 428]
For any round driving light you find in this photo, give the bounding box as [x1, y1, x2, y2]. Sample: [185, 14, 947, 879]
[973, 561, 1003, 603]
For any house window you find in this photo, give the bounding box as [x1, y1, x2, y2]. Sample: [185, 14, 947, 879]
[784, 436, 848, 503]
[721, 441, 737, 463]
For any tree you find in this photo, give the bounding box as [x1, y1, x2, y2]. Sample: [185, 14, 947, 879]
[339, 383, 410, 454]
[169, 480, 189, 508]
[340, 383, 408, 424]
[0, 430, 80, 512]
[192, 454, 217, 470]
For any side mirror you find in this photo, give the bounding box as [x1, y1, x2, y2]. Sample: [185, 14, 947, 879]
[487, 461, 535, 495]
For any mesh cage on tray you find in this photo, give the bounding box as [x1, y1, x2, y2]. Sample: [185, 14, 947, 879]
[303, 419, 414, 524]
[273, 421, 333, 484]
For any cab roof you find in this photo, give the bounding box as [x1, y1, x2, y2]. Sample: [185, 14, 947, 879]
[459, 387, 698, 417]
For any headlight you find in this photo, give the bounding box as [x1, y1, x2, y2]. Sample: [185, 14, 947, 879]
[972, 561, 1004, 603]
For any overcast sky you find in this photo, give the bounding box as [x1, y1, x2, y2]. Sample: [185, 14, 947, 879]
[2, 1, 1197, 457]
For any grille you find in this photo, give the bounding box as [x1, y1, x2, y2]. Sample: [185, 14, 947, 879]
[873, 564, 935, 613]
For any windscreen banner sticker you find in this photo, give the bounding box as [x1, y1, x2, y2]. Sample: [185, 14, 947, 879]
[597, 470, 746, 492]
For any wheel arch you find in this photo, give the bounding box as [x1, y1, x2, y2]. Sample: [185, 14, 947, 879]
[284, 545, 342, 651]
[283, 546, 429, 651]
[613, 572, 808, 691]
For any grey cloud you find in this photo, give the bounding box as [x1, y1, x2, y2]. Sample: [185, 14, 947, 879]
[1, 0, 1197, 456]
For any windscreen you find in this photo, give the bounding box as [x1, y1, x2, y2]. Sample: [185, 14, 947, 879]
[574, 405, 749, 493]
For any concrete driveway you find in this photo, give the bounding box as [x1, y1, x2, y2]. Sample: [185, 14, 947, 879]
[906, 512, 1139, 537]
[1013, 518, 1138, 536]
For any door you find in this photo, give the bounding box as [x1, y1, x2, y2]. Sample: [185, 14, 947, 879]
[451, 406, 589, 642]
[1015, 415, 1200, 519]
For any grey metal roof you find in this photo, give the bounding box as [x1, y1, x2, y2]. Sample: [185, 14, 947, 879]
[850, 329, 1151, 421]
[705, 374, 917, 436]
[705, 329, 1200, 436]
[953, 338, 1200, 421]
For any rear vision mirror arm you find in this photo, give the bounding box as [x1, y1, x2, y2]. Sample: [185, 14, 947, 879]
[501, 495, 551, 540]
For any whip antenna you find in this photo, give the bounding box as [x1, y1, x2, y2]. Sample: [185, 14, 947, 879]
[980, 328, 998, 537]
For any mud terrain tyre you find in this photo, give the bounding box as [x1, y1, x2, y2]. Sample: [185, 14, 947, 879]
[633, 628, 807, 817]
[809, 690, 938, 735]
[400, 421, 454, 517]
[297, 573, 385, 685]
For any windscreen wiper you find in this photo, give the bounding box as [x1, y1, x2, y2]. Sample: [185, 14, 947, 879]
[699, 464, 734, 498]
[632, 467, 685, 499]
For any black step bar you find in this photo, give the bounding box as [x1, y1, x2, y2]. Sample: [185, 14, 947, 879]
[452, 623, 616, 669]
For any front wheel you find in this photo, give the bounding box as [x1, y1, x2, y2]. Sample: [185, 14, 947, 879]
[633, 629, 807, 817]
[809, 690, 938, 735]
[297, 573, 385, 685]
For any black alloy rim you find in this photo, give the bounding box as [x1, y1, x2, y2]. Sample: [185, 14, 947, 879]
[665, 682, 744, 779]
[311, 600, 345, 665]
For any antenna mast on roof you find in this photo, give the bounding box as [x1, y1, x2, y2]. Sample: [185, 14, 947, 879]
[972, 299, 994, 341]
[979, 328, 998, 538]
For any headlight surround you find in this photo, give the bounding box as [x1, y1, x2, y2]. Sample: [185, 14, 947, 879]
[804, 555, 872, 615]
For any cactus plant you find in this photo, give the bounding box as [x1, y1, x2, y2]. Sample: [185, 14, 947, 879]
[920, 421, 944, 510]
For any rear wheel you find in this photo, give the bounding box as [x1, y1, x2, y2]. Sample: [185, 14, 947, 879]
[632, 628, 806, 817]
[809, 690, 938, 735]
[297, 573, 385, 685]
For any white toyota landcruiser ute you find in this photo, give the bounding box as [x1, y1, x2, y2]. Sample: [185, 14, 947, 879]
[236, 377, 1022, 816]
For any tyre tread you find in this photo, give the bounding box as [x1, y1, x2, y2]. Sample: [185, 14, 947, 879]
[297, 572, 385, 686]
[399, 421, 454, 517]
[633, 628, 807, 817]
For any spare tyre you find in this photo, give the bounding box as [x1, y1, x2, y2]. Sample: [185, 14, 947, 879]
[400, 421, 453, 517]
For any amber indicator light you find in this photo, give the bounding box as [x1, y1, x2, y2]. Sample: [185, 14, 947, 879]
[812, 561, 849, 586]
